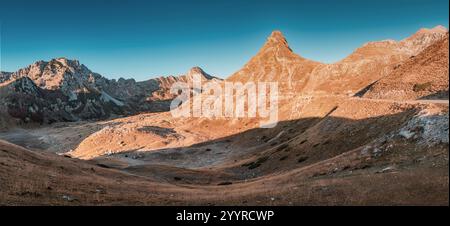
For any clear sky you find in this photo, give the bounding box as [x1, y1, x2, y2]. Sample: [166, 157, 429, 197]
[0, 0, 448, 80]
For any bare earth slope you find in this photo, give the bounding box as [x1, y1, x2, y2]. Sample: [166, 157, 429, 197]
[363, 33, 449, 100]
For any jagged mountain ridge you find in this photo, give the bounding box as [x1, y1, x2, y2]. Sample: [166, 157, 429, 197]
[0, 58, 218, 123]
[0, 72, 13, 83]
[0, 26, 446, 124]
[362, 33, 449, 100]
[0, 26, 448, 206]
[228, 26, 448, 96]
[64, 27, 449, 206]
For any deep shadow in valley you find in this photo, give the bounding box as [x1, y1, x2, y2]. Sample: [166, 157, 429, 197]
[91, 108, 422, 186]
[1, 107, 448, 205]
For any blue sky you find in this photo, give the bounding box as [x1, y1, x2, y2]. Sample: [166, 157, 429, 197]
[0, 0, 448, 80]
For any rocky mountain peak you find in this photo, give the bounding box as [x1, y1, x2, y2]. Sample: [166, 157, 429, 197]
[344, 25, 448, 62]
[262, 30, 291, 51]
[186, 66, 216, 81]
[268, 30, 287, 42]
[415, 25, 448, 35]
[227, 30, 320, 87]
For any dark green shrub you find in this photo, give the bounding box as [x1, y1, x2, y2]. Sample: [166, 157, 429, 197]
[413, 82, 432, 92]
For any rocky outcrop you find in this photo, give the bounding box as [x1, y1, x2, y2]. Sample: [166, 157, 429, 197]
[228, 31, 321, 94]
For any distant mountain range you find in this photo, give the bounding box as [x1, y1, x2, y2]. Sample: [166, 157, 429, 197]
[0, 59, 219, 123]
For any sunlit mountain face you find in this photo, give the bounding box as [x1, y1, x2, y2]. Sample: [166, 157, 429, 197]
[0, 0, 448, 207]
